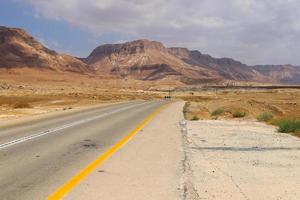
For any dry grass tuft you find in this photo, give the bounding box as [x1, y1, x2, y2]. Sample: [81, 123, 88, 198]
[13, 102, 32, 109]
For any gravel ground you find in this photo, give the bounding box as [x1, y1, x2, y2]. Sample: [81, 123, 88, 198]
[181, 120, 300, 200]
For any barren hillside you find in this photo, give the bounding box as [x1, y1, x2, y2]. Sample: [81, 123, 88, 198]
[85, 39, 221, 84]
[253, 65, 300, 84]
[0, 26, 89, 73]
[168, 47, 268, 82]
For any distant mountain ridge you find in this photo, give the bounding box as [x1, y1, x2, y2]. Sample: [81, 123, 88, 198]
[167, 47, 266, 82]
[0, 26, 299, 85]
[252, 65, 300, 84]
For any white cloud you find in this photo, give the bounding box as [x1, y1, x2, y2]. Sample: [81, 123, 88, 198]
[24, 0, 300, 65]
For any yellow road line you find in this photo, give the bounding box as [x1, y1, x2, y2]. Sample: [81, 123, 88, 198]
[47, 103, 168, 200]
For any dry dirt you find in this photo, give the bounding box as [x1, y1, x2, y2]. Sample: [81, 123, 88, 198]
[0, 91, 160, 122]
[0, 68, 178, 122]
[179, 89, 300, 121]
[181, 120, 300, 200]
[1, 69, 300, 126]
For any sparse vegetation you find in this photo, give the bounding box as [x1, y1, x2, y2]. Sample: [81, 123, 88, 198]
[13, 102, 32, 109]
[232, 111, 246, 118]
[257, 111, 273, 122]
[274, 118, 300, 133]
[63, 107, 73, 110]
[179, 89, 300, 123]
[183, 101, 190, 119]
[211, 107, 224, 116]
[191, 116, 199, 121]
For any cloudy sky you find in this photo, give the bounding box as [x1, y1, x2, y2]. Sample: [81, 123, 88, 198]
[1, 0, 300, 65]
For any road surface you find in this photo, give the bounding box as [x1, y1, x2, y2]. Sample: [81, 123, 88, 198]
[0, 100, 166, 200]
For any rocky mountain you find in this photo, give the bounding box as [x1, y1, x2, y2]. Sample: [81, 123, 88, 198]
[252, 65, 300, 84]
[168, 48, 266, 82]
[85, 40, 271, 84]
[86, 39, 300, 84]
[84, 40, 221, 83]
[0, 26, 89, 73]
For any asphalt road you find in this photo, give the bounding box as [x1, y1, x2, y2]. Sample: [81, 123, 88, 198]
[0, 100, 166, 200]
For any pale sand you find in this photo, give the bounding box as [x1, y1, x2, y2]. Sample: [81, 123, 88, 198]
[183, 120, 300, 200]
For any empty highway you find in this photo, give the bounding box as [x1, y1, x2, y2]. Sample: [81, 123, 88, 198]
[0, 100, 166, 200]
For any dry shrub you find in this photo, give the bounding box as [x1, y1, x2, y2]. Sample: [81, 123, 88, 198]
[13, 102, 32, 109]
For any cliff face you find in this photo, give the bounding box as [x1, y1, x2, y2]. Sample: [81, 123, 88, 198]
[85, 40, 221, 83]
[0, 26, 89, 73]
[168, 48, 266, 82]
[86, 40, 167, 63]
[85, 39, 300, 84]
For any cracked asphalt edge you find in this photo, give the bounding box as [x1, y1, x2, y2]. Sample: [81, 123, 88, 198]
[179, 120, 200, 200]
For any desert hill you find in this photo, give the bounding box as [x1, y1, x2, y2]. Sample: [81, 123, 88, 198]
[253, 65, 300, 84]
[84, 39, 221, 84]
[168, 47, 266, 82]
[86, 39, 300, 84]
[0, 26, 89, 73]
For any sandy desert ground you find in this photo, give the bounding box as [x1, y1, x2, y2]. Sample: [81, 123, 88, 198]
[179, 89, 300, 120]
[179, 88, 300, 135]
[0, 68, 178, 122]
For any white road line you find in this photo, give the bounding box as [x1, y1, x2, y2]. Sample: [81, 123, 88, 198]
[0, 102, 148, 150]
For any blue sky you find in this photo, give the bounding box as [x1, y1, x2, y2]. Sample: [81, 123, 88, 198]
[0, 0, 126, 57]
[1, 0, 300, 65]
